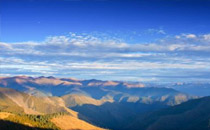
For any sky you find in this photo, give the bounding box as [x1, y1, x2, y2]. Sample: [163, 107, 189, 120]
[0, 0, 210, 82]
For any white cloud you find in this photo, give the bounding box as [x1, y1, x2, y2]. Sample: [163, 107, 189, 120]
[1, 33, 210, 59]
[203, 34, 210, 41]
[146, 28, 166, 35]
[1, 33, 210, 63]
[184, 34, 197, 39]
[1, 32, 210, 82]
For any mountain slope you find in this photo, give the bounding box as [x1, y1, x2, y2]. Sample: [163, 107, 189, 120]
[0, 87, 69, 114]
[71, 102, 167, 130]
[0, 119, 52, 130]
[0, 111, 107, 130]
[0, 87, 108, 130]
[0, 89, 24, 113]
[51, 115, 106, 130]
[62, 94, 113, 108]
[127, 96, 210, 130]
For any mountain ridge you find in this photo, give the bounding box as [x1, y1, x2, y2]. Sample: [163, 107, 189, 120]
[0, 76, 201, 130]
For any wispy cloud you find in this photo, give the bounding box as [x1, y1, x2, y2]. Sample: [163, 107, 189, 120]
[146, 28, 166, 35]
[1, 33, 210, 82]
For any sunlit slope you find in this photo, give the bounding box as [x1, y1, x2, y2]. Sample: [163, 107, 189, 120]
[0, 87, 108, 130]
[0, 111, 107, 130]
[62, 94, 113, 108]
[51, 115, 107, 130]
[0, 87, 68, 114]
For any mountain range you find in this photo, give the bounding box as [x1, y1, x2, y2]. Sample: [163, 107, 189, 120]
[0, 76, 209, 130]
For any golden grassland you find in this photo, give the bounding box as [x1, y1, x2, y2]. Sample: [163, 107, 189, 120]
[0, 111, 107, 130]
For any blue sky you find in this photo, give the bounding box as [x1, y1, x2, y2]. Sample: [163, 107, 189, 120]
[1, 0, 210, 82]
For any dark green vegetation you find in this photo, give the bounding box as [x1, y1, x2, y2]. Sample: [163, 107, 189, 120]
[6, 112, 67, 129]
[0, 120, 52, 130]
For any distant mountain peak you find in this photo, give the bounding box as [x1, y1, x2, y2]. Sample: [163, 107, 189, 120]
[47, 76, 56, 79]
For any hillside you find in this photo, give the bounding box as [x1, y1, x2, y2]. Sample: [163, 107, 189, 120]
[0, 119, 52, 130]
[0, 87, 108, 130]
[51, 115, 106, 130]
[71, 102, 167, 130]
[127, 96, 210, 130]
[0, 111, 107, 130]
[0, 87, 69, 114]
[0, 89, 24, 113]
[62, 94, 112, 108]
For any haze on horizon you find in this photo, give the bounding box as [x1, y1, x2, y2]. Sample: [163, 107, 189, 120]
[1, 0, 210, 83]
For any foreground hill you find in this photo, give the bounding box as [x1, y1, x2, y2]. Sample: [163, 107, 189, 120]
[0, 111, 107, 130]
[127, 96, 210, 130]
[0, 87, 107, 130]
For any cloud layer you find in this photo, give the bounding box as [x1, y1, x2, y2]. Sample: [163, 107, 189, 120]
[1, 33, 210, 82]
